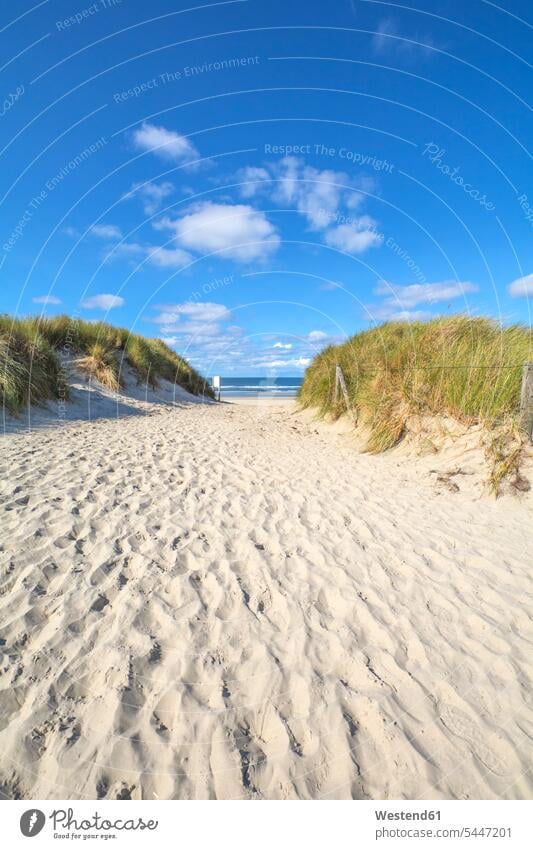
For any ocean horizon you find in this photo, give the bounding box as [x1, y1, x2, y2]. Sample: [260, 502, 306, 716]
[212, 376, 303, 397]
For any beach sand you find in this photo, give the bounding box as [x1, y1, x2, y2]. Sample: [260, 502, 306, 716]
[1, 396, 532, 800]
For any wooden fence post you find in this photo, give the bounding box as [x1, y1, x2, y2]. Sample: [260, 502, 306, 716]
[520, 362, 533, 441]
[335, 364, 357, 425]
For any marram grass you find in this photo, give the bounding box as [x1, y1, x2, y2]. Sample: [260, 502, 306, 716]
[78, 342, 121, 392]
[298, 316, 532, 456]
[0, 314, 213, 414]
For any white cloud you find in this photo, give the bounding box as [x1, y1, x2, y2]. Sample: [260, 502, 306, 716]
[260, 357, 311, 369]
[154, 307, 337, 374]
[372, 17, 434, 57]
[371, 308, 433, 322]
[151, 301, 232, 334]
[151, 302, 248, 368]
[508, 273, 533, 298]
[373, 18, 399, 53]
[101, 240, 191, 270]
[374, 280, 478, 308]
[33, 295, 62, 305]
[271, 156, 300, 205]
[131, 122, 199, 163]
[236, 167, 270, 198]
[125, 181, 174, 214]
[81, 294, 125, 310]
[298, 166, 348, 230]
[90, 223, 122, 240]
[267, 157, 377, 232]
[324, 217, 382, 254]
[102, 242, 146, 262]
[368, 280, 478, 322]
[146, 246, 192, 269]
[157, 202, 280, 262]
[227, 156, 379, 254]
[272, 157, 357, 231]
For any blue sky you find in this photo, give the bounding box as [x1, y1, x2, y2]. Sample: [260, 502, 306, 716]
[1, 0, 531, 376]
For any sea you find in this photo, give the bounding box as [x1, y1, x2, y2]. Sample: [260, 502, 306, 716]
[213, 377, 303, 398]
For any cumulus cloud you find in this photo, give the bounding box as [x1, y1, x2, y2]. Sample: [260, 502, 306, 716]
[33, 295, 62, 305]
[131, 122, 199, 163]
[94, 225, 191, 270]
[90, 223, 122, 240]
[271, 157, 364, 231]
[508, 273, 533, 298]
[146, 246, 192, 269]
[101, 240, 191, 270]
[156, 302, 244, 367]
[156, 202, 280, 262]
[296, 166, 350, 230]
[324, 217, 382, 254]
[81, 294, 124, 310]
[269, 155, 299, 204]
[152, 302, 233, 339]
[153, 304, 339, 374]
[370, 308, 433, 322]
[244, 156, 378, 253]
[367, 279, 478, 322]
[221, 156, 381, 256]
[232, 157, 375, 239]
[236, 167, 271, 198]
[374, 280, 478, 308]
[125, 181, 174, 214]
[101, 242, 145, 263]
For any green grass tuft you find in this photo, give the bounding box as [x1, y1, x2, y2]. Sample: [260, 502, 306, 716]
[0, 317, 67, 414]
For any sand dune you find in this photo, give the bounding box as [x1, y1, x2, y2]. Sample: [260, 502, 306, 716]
[0, 399, 532, 800]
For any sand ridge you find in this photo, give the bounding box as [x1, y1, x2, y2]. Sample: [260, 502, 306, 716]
[0, 400, 532, 800]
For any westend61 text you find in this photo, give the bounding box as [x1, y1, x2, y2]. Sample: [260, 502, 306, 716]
[375, 809, 441, 821]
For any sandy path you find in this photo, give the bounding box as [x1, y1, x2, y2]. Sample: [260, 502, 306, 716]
[0, 401, 532, 800]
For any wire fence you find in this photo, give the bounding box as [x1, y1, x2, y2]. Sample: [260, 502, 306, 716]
[333, 362, 533, 442]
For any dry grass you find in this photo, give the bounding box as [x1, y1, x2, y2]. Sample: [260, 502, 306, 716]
[485, 421, 531, 495]
[78, 343, 121, 391]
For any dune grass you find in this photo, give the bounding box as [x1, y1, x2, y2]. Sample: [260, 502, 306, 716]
[0, 314, 213, 414]
[78, 342, 121, 391]
[299, 316, 532, 457]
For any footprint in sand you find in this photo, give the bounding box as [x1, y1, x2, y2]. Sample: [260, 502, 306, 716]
[438, 702, 511, 776]
[90, 594, 109, 613]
